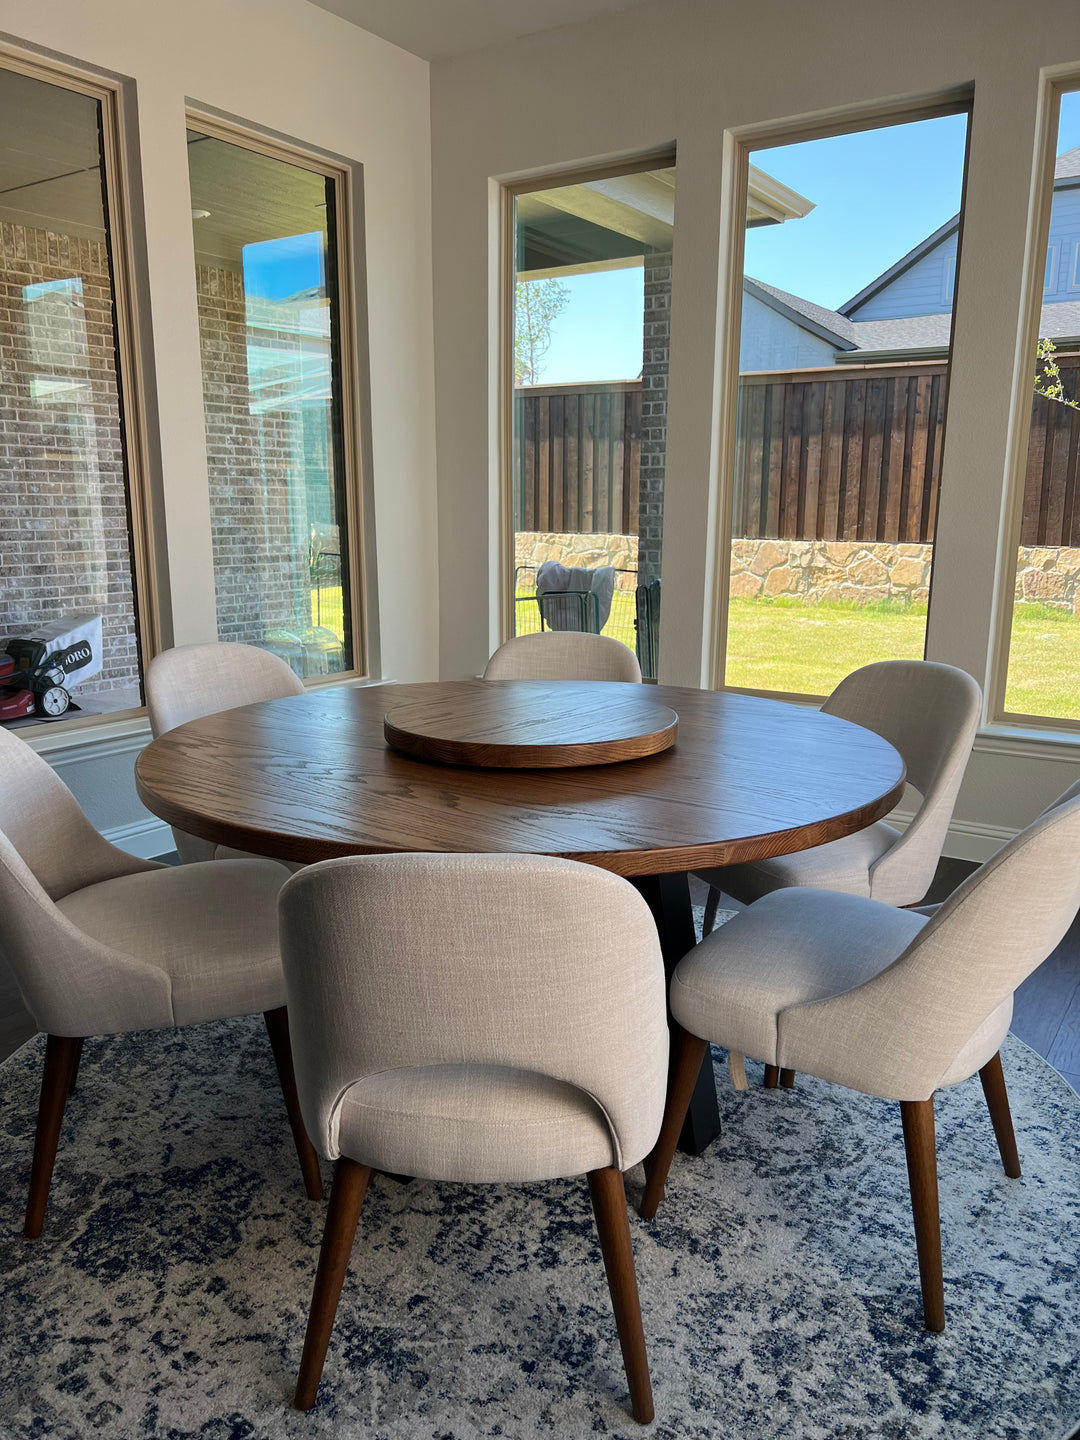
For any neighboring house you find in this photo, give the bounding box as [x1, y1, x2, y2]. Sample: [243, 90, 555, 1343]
[740, 144, 1080, 368]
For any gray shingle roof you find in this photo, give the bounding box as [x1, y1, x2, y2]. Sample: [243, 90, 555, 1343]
[744, 276, 858, 347]
[1056, 145, 1080, 181]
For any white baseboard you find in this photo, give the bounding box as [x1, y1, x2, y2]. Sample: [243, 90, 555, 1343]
[890, 809, 1016, 865]
[103, 816, 175, 859]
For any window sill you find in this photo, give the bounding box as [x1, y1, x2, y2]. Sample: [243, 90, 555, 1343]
[975, 723, 1080, 761]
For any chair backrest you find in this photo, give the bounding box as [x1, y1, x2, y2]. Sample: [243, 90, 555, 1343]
[483, 631, 643, 683]
[781, 786, 1080, 1098]
[536, 562, 616, 633]
[145, 641, 306, 737]
[822, 659, 981, 905]
[0, 727, 168, 1034]
[145, 642, 306, 863]
[278, 852, 668, 1171]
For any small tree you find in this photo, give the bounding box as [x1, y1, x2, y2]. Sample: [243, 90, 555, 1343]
[514, 277, 569, 385]
[1034, 336, 1080, 411]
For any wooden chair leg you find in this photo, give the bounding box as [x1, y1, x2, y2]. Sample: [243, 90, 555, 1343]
[640, 1029, 709, 1219]
[294, 1157, 372, 1411]
[978, 1051, 1021, 1179]
[702, 886, 722, 937]
[24, 1035, 82, 1239]
[264, 1007, 324, 1201]
[899, 1097, 945, 1332]
[587, 1167, 654, 1425]
[67, 1041, 83, 1096]
[763, 1064, 780, 1089]
[779, 1068, 796, 1089]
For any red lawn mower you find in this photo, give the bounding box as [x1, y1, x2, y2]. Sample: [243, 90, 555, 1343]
[0, 614, 103, 721]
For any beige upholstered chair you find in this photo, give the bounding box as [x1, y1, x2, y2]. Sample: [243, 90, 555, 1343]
[145, 642, 305, 863]
[0, 726, 323, 1237]
[279, 852, 668, 1423]
[697, 660, 982, 935]
[483, 630, 642, 682]
[642, 782, 1080, 1331]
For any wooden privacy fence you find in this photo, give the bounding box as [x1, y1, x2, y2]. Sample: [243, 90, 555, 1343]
[733, 361, 949, 544]
[1023, 352, 1080, 547]
[514, 380, 640, 535]
[515, 356, 1080, 548]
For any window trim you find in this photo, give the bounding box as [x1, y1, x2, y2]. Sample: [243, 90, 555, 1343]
[184, 109, 372, 683]
[1044, 241, 1059, 293]
[989, 74, 1080, 731]
[710, 88, 974, 695]
[495, 148, 677, 650]
[0, 42, 163, 733]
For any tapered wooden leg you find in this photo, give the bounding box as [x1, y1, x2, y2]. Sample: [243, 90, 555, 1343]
[728, 1052, 748, 1090]
[763, 1064, 779, 1089]
[294, 1157, 372, 1411]
[702, 886, 723, 937]
[779, 1069, 796, 1089]
[978, 1052, 1021, 1179]
[24, 1035, 82, 1239]
[67, 1041, 83, 1096]
[264, 1007, 324, 1201]
[640, 1029, 709, 1220]
[587, 1167, 654, 1425]
[900, 1097, 945, 1332]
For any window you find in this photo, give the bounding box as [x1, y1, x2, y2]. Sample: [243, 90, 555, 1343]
[1000, 89, 1080, 724]
[1045, 244, 1059, 293]
[0, 60, 148, 724]
[187, 124, 360, 679]
[720, 108, 969, 698]
[504, 156, 675, 678]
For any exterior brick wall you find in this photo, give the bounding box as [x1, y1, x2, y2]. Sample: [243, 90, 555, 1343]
[0, 221, 140, 697]
[638, 247, 670, 586]
[196, 266, 329, 653]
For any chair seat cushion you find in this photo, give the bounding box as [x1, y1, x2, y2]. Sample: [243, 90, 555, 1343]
[57, 858, 291, 1029]
[671, 887, 928, 1066]
[334, 1064, 617, 1182]
[696, 821, 900, 904]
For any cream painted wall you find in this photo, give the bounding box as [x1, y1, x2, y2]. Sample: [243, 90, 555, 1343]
[429, 0, 1080, 855]
[0, 0, 437, 843]
[2, 0, 437, 679]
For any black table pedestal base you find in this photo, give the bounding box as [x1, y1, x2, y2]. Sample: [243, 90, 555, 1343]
[630, 872, 721, 1157]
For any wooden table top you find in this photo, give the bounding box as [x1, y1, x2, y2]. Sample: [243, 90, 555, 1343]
[383, 682, 679, 768]
[134, 680, 907, 877]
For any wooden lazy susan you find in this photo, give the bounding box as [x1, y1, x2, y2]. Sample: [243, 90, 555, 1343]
[383, 680, 679, 768]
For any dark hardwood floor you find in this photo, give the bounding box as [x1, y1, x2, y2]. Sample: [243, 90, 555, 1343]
[2, 858, 1078, 1094]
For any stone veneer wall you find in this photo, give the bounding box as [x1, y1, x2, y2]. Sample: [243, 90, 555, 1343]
[1014, 547, 1080, 613]
[515, 531, 638, 590]
[637, 247, 670, 586]
[0, 222, 140, 696]
[730, 539, 1080, 613]
[729, 539, 933, 605]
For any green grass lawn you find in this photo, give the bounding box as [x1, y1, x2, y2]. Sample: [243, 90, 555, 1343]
[725, 596, 1080, 720]
[514, 589, 1080, 722]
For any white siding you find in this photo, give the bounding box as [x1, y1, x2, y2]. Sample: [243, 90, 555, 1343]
[848, 233, 958, 319]
[1047, 184, 1080, 296]
[739, 293, 838, 370]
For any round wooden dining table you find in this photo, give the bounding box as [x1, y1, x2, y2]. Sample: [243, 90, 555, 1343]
[135, 679, 906, 1155]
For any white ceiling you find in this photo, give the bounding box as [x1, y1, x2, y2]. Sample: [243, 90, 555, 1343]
[306, 0, 654, 61]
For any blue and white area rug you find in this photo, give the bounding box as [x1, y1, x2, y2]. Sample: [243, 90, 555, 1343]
[0, 1020, 1077, 1440]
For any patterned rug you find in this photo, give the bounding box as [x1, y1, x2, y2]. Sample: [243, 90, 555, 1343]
[1, 1019, 1077, 1440]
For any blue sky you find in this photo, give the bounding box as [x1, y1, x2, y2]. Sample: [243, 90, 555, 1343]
[533, 92, 1080, 384]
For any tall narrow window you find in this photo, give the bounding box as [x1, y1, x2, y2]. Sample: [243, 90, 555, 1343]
[722, 111, 969, 698]
[1001, 90, 1080, 724]
[187, 127, 357, 679]
[0, 64, 144, 724]
[507, 160, 675, 678]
